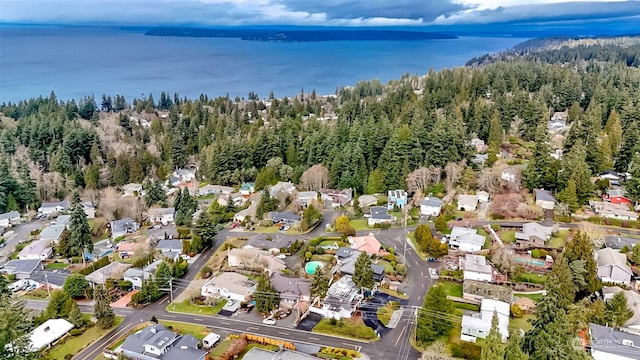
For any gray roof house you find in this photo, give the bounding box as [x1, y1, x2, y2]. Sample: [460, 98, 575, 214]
[119, 323, 206, 360]
[589, 323, 640, 360]
[123, 268, 144, 290]
[535, 189, 556, 210]
[605, 235, 640, 250]
[1, 259, 42, 279]
[269, 211, 301, 224]
[336, 247, 385, 282]
[596, 248, 633, 286]
[156, 240, 183, 254]
[420, 197, 443, 217]
[0, 211, 20, 226]
[110, 218, 139, 239]
[515, 223, 553, 249]
[38, 200, 70, 215]
[85, 261, 132, 285]
[245, 234, 294, 253]
[368, 206, 394, 226]
[271, 272, 311, 307]
[40, 225, 67, 243]
[54, 215, 71, 226]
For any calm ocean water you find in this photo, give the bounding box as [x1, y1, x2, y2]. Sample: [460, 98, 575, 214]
[0, 27, 526, 103]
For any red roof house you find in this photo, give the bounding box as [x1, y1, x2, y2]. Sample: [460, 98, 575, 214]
[347, 234, 382, 256]
[604, 189, 632, 205]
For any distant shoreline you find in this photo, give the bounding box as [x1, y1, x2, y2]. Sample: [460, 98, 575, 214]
[144, 27, 458, 42]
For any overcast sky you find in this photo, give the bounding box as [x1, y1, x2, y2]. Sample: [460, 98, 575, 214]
[2, 0, 639, 27]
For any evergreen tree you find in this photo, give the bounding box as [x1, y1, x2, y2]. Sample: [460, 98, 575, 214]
[606, 291, 634, 329]
[523, 125, 557, 191]
[625, 152, 640, 202]
[69, 195, 93, 256]
[416, 284, 455, 345]
[0, 295, 36, 359]
[604, 109, 623, 156]
[41, 289, 73, 321]
[564, 231, 598, 297]
[504, 332, 529, 360]
[366, 168, 386, 194]
[615, 121, 639, 172]
[145, 180, 166, 207]
[256, 188, 278, 220]
[481, 312, 505, 360]
[67, 301, 84, 328]
[254, 273, 279, 314]
[487, 110, 502, 153]
[194, 210, 217, 248]
[631, 243, 640, 265]
[63, 273, 89, 298]
[189, 235, 203, 254]
[154, 261, 173, 288]
[352, 251, 375, 291]
[556, 179, 580, 213]
[94, 284, 115, 329]
[435, 215, 448, 233]
[310, 266, 329, 300]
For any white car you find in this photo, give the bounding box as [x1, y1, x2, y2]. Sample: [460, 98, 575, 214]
[262, 318, 276, 325]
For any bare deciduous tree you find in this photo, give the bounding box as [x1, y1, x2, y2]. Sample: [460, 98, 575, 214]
[406, 166, 442, 194]
[581, 223, 605, 247]
[491, 246, 516, 276]
[444, 162, 464, 192]
[476, 167, 501, 194]
[299, 164, 329, 192]
[98, 187, 136, 221]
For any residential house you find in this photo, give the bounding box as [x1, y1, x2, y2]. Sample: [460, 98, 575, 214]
[336, 247, 385, 282]
[448, 227, 486, 252]
[233, 200, 257, 223]
[18, 240, 53, 260]
[245, 234, 294, 254]
[461, 299, 510, 343]
[118, 323, 207, 360]
[535, 189, 556, 210]
[156, 239, 183, 257]
[368, 206, 394, 226]
[472, 153, 488, 165]
[240, 182, 255, 197]
[591, 201, 638, 221]
[600, 170, 622, 185]
[314, 275, 363, 320]
[596, 247, 633, 286]
[420, 197, 443, 217]
[387, 190, 408, 210]
[501, 167, 518, 183]
[28, 319, 74, 351]
[514, 297, 537, 314]
[143, 260, 164, 280]
[198, 184, 234, 197]
[85, 261, 132, 285]
[271, 272, 311, 308]
[40, 225, 66, 243]
[469, 138, 486, 153]
[123, 268, 144, 290]
[170, 169, 197, 187]
[589, 323, 640, 360]
[269, 181, 297, 198]
[148, 207, 175, 225]
[38, 200, 69, 215]
[476, 191, 490, 203]
[54, 214, 71, 227]
[1, 259, 42, 279]
[122, 183, 143, 197]
[200, 272, 257, 302]
[460, 254, 494, 282]
[604, 235, 640, 250]
[227, 247, 286, 275]
[601, 287, 640, 332]
[110, 218, 139, 240]
[347, 234, 382, 256]
[216, 192, 244, 207]
[269, 210, 301, 225]
[357, 194, 378, 208]
[604, 188, 633, 206]
[457, 194, 479, 211]
[515, 223, 552, 249]
[0, 211, 20, 227]
[82, 202, 96, 219]
[298, 191, 318, 208]
[548, 112, 568, 133]
[244, 348, 320, 360]
[463, 280, 513, 304]
[320, 188, 353, 208]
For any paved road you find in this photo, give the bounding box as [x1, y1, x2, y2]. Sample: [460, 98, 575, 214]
[0, 218, 49, 262]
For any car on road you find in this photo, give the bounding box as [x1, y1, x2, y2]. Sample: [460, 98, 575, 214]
[262, 318, 276, 325]
[279, 225, 290, 231]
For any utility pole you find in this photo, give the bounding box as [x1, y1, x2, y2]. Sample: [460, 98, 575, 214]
[44, 273, 51, 298]
[169, 277, 174, 304]
[403, 204, 407, 261]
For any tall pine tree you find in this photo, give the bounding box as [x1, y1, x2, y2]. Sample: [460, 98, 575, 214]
[94, 284, 115, 329]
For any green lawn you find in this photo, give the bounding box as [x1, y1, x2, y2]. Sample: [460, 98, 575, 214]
[113, 252, 137, 264]
[438, 281, 463, 298]
[209, 339, 232, 358]
[45, 262, 69, 270]
[313, 318, 378, 341]
[549, 229, 570, 248]
[160, 320, 211, 340]
[378, 287, 409, 299]
[375, 259, 395, 274]
[514, 293, 544, 302]
[513, 273, 547, 285]
[453, 302, 480, 311]
[500, 231, 516, 243]
[44, 316, 124, 360]
[510, 314, 535, 332]
[318, 240, 346, 248]
[21, 288, 49, 300]
[253, 226, 280, 234]
[311, 254, 335, 262]
[350, 219, 370, 231]
[166, 298, 227, 316]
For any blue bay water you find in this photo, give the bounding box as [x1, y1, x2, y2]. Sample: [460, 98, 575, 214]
[0, 27, 526, 102]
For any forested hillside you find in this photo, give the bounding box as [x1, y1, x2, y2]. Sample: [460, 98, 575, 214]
[1, 39, 640, 213]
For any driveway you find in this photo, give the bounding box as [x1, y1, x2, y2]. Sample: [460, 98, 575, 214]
[0, 218, 48, 262]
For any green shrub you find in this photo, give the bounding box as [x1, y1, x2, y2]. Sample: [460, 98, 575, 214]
[490, 224, 501, 231]
[490, 213, 505, 220]
[69, 328, 84, 336]
[450, 341, 481, 360]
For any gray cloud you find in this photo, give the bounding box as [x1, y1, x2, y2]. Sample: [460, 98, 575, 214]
[0, 0, 639, 26]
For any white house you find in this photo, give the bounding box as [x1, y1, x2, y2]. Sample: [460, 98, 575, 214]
[420, 197, 443, 217]
[122, 183, 143, 197]
[82, 202, 96, 219]
[201, 272, 257, 302]
[0, 211, 20, 227]
[123, 268, 144, 290]
[457, 194, 479, 211]
[501, 167, 518, 183]
[148, 207, 175, 225]
[298, 191, 318, 208]
[476, 191, 490, 203]
[368, 206, 394, 226]
[38, 200, 69, 215]
[156, 239, 183, 256]
[269, 181, 297, 198]
[448, 227, 486, 252]
[461, 299, 510, 343]
[18, 240, 53, 260]
[535, 189, 556, 210]
[28, 318, 74, 351]
[460, 254, 493, 282]
[596, 248, 633, 286]
[198, 184, 234, 197]
[311, 275, 363, 320]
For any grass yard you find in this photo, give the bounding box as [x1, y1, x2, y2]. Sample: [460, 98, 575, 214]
[311, 254, 335, 262]
[318, 240, 346, 248]
[113, 252, 137, 264]
[513, 273, 547, 285]
[253, 226, 280, 234]
[453, 302, 480, 311]
[350, 219, 370, 231]
[378, 287, 409, 299]
[22, 288, 49, 300]
[549, 229, 570, 248]
[514, 293, 544, 302]
[377, 302, 401, 326]
[500, 230, 516, 243]
[313, 317, 378, 341]
[438, 281, 463, 298]
[510, 314, 535, 332]
[375, 259, 395, 274]
[166, 298, 227, 316]
[209, 339, 232, 358]
[160, 320, 211, 340]
[44, 316, 124, 360]
[45, 262, 69, 270]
